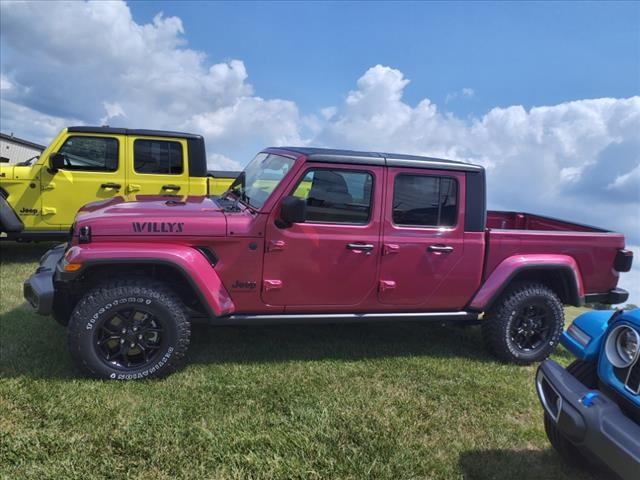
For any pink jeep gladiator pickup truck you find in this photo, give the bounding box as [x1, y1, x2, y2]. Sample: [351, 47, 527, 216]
[24, 142, 634, 379]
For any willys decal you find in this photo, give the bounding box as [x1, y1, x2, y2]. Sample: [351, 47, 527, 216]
[132, 222, 184, 233]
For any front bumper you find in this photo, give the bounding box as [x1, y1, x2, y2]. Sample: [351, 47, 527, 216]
[536, 359, 640, 480]
[23, 244, 66, 315]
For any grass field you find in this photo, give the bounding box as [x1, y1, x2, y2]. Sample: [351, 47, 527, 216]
[1, 242, 601, 479]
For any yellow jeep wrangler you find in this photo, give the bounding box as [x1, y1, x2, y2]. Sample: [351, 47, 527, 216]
[0, 127, 238, 240]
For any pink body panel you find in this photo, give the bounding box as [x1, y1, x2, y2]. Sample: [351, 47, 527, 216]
[77, 195, 227, 237]
[470, 253, 585, 310]
[484, 229, 624, 296]
[65, 242, 235, 316]
[67, 150, 629, 317]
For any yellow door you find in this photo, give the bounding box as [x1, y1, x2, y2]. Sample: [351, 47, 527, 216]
[125, 136, 190, 196]
[40, 133, 126, 228]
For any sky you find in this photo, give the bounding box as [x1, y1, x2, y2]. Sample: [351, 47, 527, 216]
[1, 0, 639, 302]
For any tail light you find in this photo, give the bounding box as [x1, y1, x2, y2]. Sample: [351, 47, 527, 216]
[614, 249, 633, 272]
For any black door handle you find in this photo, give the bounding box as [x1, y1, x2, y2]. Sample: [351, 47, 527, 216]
[346, 243, 374, 252]
[100, 182, 121, 190]
[162, 184, 181, 191]
[428, 244, 454, 253]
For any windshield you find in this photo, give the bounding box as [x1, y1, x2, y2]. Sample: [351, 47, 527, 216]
[227, 153, 295, 209]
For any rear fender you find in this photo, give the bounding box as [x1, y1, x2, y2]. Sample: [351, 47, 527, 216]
[469, 254, 584, 311]
[63, 242, 235, 317]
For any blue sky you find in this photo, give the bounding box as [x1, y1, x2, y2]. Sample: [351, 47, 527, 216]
[128, 1, 640, 117]
[1, 1, 639, 299]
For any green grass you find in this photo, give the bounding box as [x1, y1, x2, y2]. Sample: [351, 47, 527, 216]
[1, 242, 598, 479]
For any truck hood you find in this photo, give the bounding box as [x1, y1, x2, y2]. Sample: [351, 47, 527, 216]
[0, 163, 35, 181]
[75, 195, 227, 237]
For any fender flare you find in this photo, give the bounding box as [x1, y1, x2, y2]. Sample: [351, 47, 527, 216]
[61, 243, 235, 317]
[0, 194, 24, 233]
[469, 254, 584, 311]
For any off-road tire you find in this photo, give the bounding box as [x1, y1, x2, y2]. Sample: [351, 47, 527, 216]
[544, 360, 598, 468]
[68, 279, 191, 380]
[482, 282, 564, 364]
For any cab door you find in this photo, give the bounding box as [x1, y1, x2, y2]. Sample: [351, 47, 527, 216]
[262, 164, 383, 307]
[125, 136, 190, 196]
[40, 133, 125, 228]
[378, 168, 467, 309]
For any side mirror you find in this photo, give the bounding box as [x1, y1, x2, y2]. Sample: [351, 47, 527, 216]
[49, 152, 66, 172]
[278, 195, 306, 227]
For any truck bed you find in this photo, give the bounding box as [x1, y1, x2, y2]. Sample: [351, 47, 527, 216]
[485, 211, 625, 297]
[487, 211, 609, 233]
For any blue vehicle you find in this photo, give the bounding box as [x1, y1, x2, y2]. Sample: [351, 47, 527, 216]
[536, 308, 640, 479]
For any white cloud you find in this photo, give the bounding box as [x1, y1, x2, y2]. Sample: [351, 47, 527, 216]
[0, 0, 302, 162]
[1, 2, 638, 302]
[207, 153, 242, 171]
[618, 245, 640, 308]
[446, 87, 475, 103]
[0, 74, 12, 91]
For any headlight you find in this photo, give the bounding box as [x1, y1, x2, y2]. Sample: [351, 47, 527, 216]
[605, 325, 640, 368]
[566, 323, 591, 347]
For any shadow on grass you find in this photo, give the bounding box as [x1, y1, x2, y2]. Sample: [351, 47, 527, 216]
[1, 299, 497, 379]
[0, 241, 59, 264]
[458, 448, 609, 480]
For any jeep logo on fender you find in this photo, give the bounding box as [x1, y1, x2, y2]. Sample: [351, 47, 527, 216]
[132, 222, 184, 233]
[231, 280, 257, 290]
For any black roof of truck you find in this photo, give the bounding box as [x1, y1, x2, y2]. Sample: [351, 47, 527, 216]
[278, 146, 484, 173]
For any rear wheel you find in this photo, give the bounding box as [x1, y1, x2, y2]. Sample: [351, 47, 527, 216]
[68, 279, 191, 379]
[544, 360, 598, 467]
[482, 283, 564, 364]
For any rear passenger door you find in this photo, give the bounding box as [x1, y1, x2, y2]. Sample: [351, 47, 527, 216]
[378, 168, 466, 308]
[125, 137, 190, 196]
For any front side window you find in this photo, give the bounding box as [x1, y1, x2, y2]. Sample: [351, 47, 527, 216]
[393, 174, 458, 227]
[134, 139, 183, 174]
[227, 153, 296, 209]
[58, 136, 118, 171]
[292, 168, 373, 224]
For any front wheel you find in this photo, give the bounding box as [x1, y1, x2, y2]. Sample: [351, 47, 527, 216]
[482, 283, 564, 364]
[68, 279, 191, 380]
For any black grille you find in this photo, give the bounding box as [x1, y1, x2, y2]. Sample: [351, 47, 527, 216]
[626, 360, 640, 394]
[614, 366, 628, 384]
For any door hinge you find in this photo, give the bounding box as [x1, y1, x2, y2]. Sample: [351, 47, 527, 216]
[263, 279, 283, 292]
[41, 183, 55, 190]
[379, 280, 396, 291]
[127, 184, 141, 193]
[383, 243, 399, 255]
[268, 240, 285, 251]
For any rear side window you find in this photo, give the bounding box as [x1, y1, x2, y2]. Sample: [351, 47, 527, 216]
[393, 174, 458, 227]
[292, 168, 373, 224]
[58, 136, 118, 171]
[134, 139, 183, 175]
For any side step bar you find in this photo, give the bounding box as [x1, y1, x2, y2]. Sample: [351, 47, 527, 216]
[212, 311, 479, 326]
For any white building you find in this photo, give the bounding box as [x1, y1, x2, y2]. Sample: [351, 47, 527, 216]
[0, 132, 46, 164]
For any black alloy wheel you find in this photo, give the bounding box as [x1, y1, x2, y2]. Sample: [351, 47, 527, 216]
[509, 303, 553, 353]
[95, 307, 165, 369]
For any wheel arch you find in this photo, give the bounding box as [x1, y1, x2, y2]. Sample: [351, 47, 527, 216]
[470, 255, 584, 311]
[60, 248, 235, 318]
